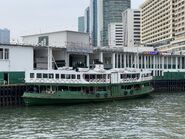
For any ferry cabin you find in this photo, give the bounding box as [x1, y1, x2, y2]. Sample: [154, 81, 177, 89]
[24, 66, 152, 96]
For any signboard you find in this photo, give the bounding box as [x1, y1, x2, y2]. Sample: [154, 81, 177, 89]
[143, 51, 158, 55]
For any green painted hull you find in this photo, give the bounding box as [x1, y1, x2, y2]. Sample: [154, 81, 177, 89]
[22, 86, 154, 106]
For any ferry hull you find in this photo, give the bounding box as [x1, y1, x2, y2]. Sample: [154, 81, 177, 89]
[23, 88, 153, 106]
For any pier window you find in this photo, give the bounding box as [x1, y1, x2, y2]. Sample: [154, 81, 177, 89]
[0, 48, 9, 60]
[30, 73, 34, 78]
[37, 73, 42, 78]
[4, 49, 9, 59]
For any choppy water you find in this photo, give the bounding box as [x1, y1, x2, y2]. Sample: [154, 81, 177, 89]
[0, 93, 185, 139]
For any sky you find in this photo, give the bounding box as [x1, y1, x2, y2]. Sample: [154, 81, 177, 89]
[0, 0, 144, 42]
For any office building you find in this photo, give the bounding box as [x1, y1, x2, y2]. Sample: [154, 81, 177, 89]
[90, 0, 98, 47]
[123, 9, 141, 47]
[141, 0, 174, 46]
[90, 0, 130, 47]
[108, 23, 123, 47]
[84, 7, 90, 33]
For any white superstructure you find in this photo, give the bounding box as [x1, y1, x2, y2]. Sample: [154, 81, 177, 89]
[0, 44, 33, 71]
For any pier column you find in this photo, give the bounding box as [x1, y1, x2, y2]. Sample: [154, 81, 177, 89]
[120, 54, 122, 68]
[153, 56, 156, 76]
[131, 54, 133, 68]
[180, 56, 182, 69]
[171, 56, 173, 69]
[86, 54, 90, 68]
[124, 54, 126, 68]
[176, 57, 178, 69]
[141, 55, 143, 69]
[48, 47, 53, 70]
[158, 56, 161, 69]
[167, 56, 169, 69]
[112, 53, 116, 69]
[65, 53, 69, 67]
[162, 56, 164, 70]
[99, 52, 103, 63]
[144, 55, 146, 69]
[134, 54, 137, 68]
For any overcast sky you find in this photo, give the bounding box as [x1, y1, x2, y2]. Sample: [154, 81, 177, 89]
[0, 0, 144, 41]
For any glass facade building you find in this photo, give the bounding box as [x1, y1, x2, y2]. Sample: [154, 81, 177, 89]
[90, 0, 130, 47]
[102, 0, 131, 46]
[84, 7, 90, 33]
[90, 0, 98, 47]
[78, 16, 85, 32]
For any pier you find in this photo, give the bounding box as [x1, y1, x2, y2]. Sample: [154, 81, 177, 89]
[0, 85, 26, 106]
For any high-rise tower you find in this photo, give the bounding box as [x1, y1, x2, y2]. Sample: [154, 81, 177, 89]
[90, 0, 130, 47]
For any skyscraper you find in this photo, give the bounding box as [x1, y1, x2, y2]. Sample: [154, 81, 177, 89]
[90, 0, 130, 47]
[90, 0, 98, 47]
[0, 28, 10, 44]
[84, 7, 90, 33]
[78, 16, 85, 32]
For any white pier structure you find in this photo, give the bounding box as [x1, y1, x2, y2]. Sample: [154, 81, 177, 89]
[91, 46, 185, 77]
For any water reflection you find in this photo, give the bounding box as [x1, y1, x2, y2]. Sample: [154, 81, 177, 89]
[0, 93, 185, 139]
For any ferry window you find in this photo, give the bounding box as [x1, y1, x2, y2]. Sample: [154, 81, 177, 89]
[37, 73, 42, 78]
[72, 74, 75, 79]
[77, 75, 80, 79]
[97, 75, 103, 79]
[85, 74, 89, 79]
[97, 87, 106, 91]
[66, 74, 70, 79]
[126, 85, 132, 90]
[30, 73, 34, 78]
[0, 48, 3, 59]
[58, 86, 68, 91]
[127, 74, 131, 78]
[121, 86, 126, 89]
[90, 74, 95, 79]
[103, 74, 106, 79]
[49, 74, 54, 79]
[69, 87, 81, 91]
[56, 74, 59, 79]
[4, 49, 9, 59]
[108, 74, 111, 79]
[61, 74, 65, 79]
[43, 74, 48, 78]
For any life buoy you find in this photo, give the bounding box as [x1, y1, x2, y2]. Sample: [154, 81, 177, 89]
[130, 90, 134, 95]
[96, 93, 100, 97]
[104, 93, 108, 98]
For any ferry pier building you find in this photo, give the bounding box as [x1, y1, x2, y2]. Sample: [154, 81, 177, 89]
[1, 31, 185, 106]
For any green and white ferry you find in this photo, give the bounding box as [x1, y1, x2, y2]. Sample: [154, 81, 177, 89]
[22, 64, 153, 106]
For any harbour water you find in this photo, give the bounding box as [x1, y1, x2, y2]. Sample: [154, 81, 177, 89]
[0, 93, 185, 139]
